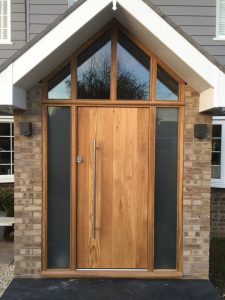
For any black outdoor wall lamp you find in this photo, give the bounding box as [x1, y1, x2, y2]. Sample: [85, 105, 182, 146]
[19, 122, 33, 136]
[194, 124, 208, 139]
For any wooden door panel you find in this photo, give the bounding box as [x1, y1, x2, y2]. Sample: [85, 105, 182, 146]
[77, 107, 149, 269]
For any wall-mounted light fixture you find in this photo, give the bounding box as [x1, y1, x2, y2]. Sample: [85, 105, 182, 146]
[19, 122, 32, 136]
[194, 124, 208, 139]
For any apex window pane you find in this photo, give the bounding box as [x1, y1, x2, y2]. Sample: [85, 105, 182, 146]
[48, 65, 71, 99]
[117, 31, 150, 100]
[154, 108, 178, 269]
[77, 32, 111, 99]
[156, 65, 179, 100]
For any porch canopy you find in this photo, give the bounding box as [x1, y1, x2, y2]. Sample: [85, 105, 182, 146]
[0, 0, 225, 111]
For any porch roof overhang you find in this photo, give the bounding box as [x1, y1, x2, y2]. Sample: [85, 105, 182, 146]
[0, 0, 225, 112]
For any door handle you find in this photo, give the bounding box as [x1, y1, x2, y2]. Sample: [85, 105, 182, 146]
[92, 139, 97, 239]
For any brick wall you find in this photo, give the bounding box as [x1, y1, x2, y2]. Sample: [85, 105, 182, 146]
[13, 84, 212, 278]
[14, 84, 42, 277]
[182, 86, 212, 279]
[211, 188, 225, 237]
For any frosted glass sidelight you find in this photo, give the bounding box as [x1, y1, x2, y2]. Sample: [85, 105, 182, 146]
[154, 108, 178, 269]
[47, 107, 70, 269]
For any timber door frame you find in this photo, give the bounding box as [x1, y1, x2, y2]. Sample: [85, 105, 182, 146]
[41, 20, 184, 278]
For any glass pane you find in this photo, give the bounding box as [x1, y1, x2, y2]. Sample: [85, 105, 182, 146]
[0, 123, 10, 136]
[0, 152, 10, 164]
[0, 137, 10, 151]
[211, 125, 222, 179]
[47, 107, 70, 269]
[77, 32, 111, 99]
[48, 65, 71, 99]
[156, 65, 179, 100]
[212, 152, 221, 165]
[117, 31, 150, 100]
[154, 108, 178, 269]
[212, 125, 221, 137]
[0, 165, 11, 175]
[211, 165, 221, 179]
[212, 138, 221, 151]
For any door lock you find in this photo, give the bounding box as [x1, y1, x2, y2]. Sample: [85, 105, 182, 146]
[76, 155, 83, 164]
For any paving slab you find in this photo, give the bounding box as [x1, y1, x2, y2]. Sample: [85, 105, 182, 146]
[1, 278, 223, 300]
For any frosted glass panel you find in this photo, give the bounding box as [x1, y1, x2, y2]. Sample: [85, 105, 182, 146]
[154, 108, 178, 269]
[47, 107, 70, 269]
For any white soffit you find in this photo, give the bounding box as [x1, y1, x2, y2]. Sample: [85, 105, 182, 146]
[0, 0, 225, 111]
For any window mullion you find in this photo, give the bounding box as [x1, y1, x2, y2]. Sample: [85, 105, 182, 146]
[110, 25, 117, 101]
[150, 57, 157, 101]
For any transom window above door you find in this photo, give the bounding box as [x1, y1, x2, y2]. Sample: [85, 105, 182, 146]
[46, 22, 184, 101]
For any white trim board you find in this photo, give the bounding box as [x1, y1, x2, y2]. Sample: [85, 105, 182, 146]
[0, 0, 224, 111]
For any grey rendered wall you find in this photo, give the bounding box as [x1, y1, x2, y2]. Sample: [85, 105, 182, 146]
[28, 0, 68, 40]
[151, 0, 225, 66]
[0, 0, 26, 66]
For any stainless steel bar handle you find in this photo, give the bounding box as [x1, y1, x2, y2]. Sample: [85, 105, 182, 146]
[92, 139, 97, 239]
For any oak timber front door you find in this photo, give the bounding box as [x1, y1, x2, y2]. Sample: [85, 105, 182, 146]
[77, 107, 149, 269]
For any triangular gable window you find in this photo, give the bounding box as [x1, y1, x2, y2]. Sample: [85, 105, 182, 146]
[46, 22, 183, 101]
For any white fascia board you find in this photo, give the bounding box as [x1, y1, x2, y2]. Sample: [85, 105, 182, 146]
[200, 70, 225, 111]
[13, 86, 27, 110]
[0, 65, 26, 109]
[216, 70, 225, 108]
[118, 0, 218, 88]
[12, 0, 111, 84]
[199, 88, 215, 112]
[0, 65, 13, 106]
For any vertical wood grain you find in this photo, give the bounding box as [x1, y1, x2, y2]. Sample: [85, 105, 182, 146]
[76, 107, 91, 268]
[77, 107, 149, 269]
